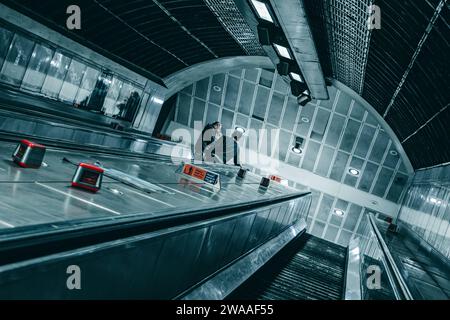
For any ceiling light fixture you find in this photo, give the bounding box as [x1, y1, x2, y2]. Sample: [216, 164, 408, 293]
[291, 137, 304, 154]
[250, 0, 274, 23]
[297, 93, 311, 106]
[291, 145, 302, 154]
[334, 209, 345, 216]
[390, 150, 398, 156]
[348, 168, 360, 176]
[235, 126, 246, 134]
[289, 72, 304, 83]
[273, 43, 292, 60]
[153, 97, 164, 104]
[429, 197, 442, 205]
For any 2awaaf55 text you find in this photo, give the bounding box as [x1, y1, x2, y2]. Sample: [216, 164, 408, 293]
[175, 304, 274, 317]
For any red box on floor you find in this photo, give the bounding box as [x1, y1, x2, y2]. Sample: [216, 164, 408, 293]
[71, 163, 104, 192]
[12, 139, 46, 168]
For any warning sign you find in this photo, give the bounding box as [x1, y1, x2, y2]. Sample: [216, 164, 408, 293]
[269, 175, 282, 183]
[181, 163, 220, 189]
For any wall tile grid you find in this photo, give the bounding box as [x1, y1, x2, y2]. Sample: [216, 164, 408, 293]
[173, 67, 410, 246]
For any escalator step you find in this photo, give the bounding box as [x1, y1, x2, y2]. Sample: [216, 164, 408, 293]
[228, 233, 347, 300]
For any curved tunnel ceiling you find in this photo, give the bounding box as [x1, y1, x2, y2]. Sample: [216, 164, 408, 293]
[2, 0, 265, 79]
[304, 0, 450, 169]
[2, 0, 449, 170]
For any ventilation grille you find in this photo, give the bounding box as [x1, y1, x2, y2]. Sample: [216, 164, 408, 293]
[323, 0, 373, 93]
[204, 0, 266, 56]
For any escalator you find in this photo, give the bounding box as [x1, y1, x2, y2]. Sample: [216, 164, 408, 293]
[379, 223, 450, 299]
[228, 233, 347, 300]
[0, 133, 313, 298]
[228, 212, 449, 301]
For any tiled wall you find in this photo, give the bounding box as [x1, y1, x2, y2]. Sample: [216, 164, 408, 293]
[305, 188, 367, 246]
[399, 164, 450, 259]
[170, 67, 411, 246]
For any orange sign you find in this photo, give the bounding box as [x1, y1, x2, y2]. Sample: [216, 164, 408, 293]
[269, 175, 282, 183]
[182, 164, 207, 181]
[181, 163, 220, 187]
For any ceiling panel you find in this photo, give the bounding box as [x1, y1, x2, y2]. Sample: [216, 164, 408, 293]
[2, 0, 256, 79]
[302, 0, 449, 169]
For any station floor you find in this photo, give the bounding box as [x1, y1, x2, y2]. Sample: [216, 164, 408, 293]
[0, 141, 297, 230]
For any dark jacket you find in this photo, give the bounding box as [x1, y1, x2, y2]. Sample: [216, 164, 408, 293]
[194, 123, 218, 161]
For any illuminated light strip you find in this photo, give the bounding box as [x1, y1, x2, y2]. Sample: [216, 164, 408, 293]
[35, 182, 121, 216]
[402, 103, 450, 143]
[182, 181, 217, 195]
[383, 0, 446, 118]
[156, 184, 206, 202]
[0, 220, 14, 228]
[0, 199, 18, 227]
[123, 187, 175, 208]
[161, 183, 214, 202]
[153, 97, 164, 105]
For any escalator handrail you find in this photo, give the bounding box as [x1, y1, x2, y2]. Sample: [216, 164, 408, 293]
[368, 213, 413, 300]
[0, 132, 187, 164]
[0, 106, 183, 148]
[0, 186, 310, 265]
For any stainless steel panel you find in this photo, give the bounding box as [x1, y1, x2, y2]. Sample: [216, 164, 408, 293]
[152, 228, 207, 299]
[182, 219, 307, 300]
[279, 204, 291, 227]
[192, 220, 237, 282]
[224, 213, 256, 262]
[0, 237, 165, 299]
[260, 207, 279, 240]
[244, 209, 270, 251]
[0, 191, 311, 298]
[0, 182, 119, 228]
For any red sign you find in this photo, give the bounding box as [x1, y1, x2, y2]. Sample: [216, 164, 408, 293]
[269, 175, 282, 183]
[181, 164, 220, 186]
[183, 164, 207, 181]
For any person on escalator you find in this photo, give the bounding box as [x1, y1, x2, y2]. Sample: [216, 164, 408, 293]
[204, 128, 243, 167]
[194, 121, 222, 162]
[226, 129, 243, 167]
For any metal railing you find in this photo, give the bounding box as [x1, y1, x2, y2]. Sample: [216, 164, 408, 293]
[367, 213, 413, 300]
[343, 213, 413, 300]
